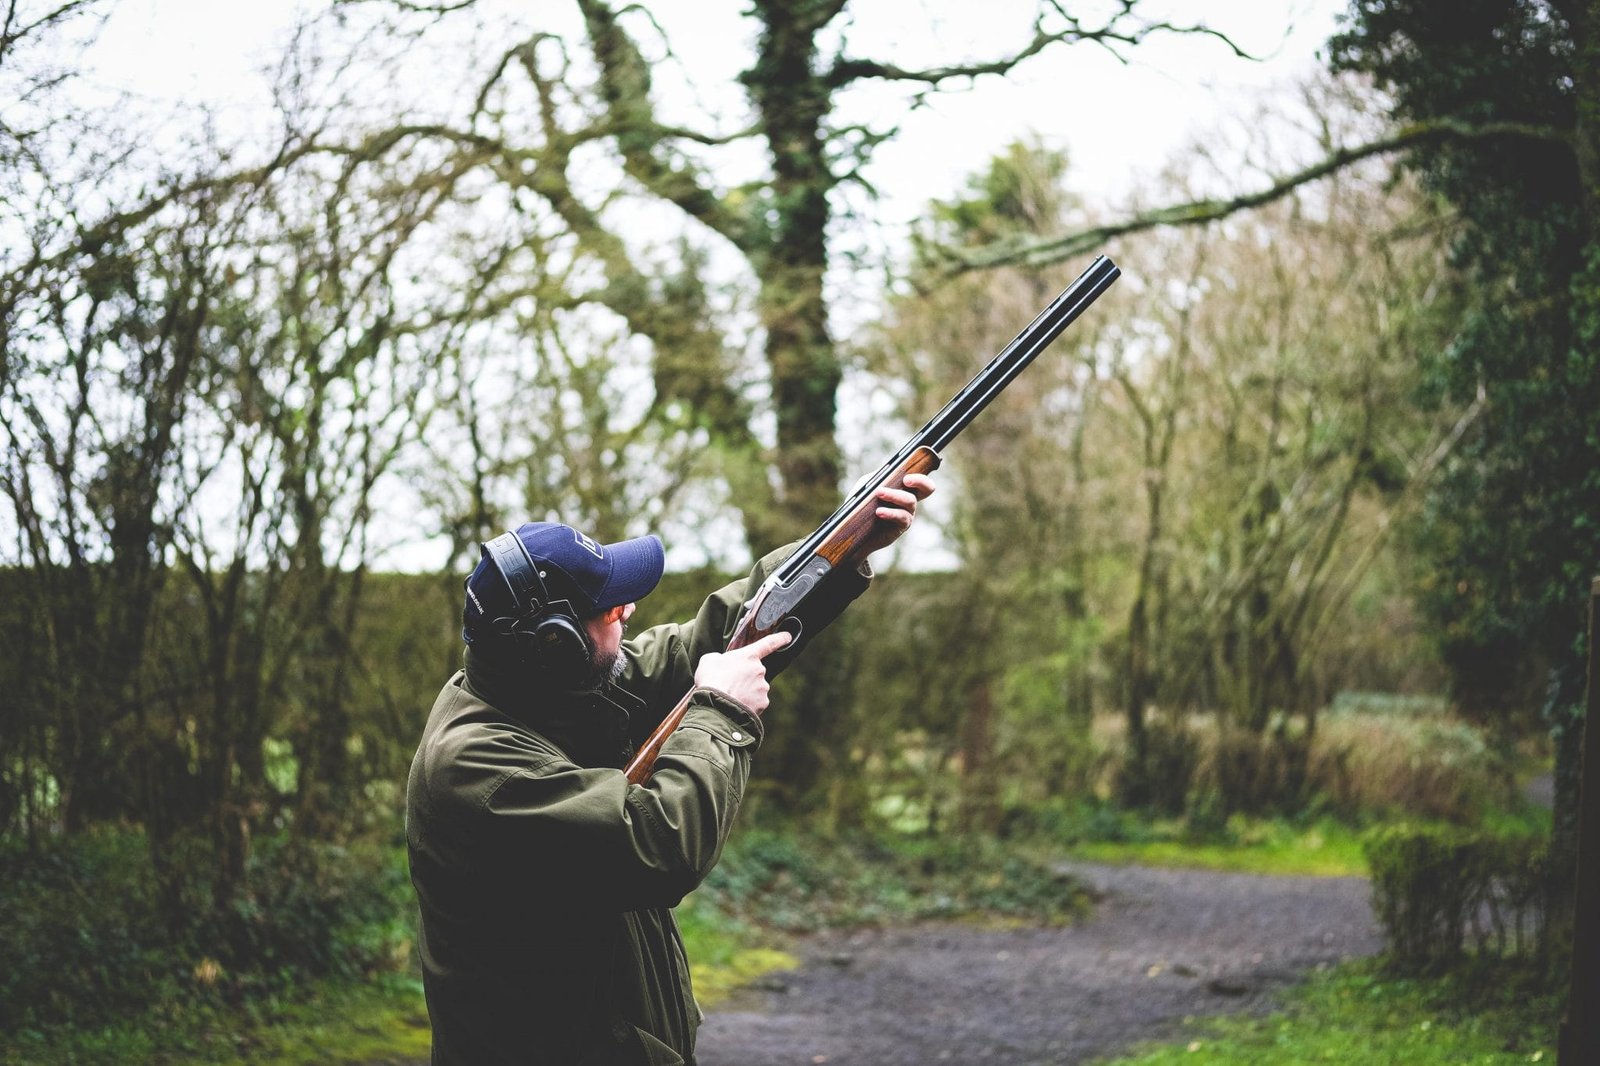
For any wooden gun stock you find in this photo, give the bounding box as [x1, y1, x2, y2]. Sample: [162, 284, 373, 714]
[624, 690, 698, 785]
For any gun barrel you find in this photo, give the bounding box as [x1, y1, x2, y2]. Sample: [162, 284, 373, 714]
[772, 255, 1118, 587]
[923, 255, 1119, 450]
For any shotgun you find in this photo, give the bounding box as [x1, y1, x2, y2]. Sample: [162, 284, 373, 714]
[625, 254, 1120, 784]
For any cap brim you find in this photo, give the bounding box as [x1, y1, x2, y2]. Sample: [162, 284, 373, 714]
[593, 534, 664, 610]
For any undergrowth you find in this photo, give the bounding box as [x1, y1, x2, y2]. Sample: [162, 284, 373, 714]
[0, 827, 418, 1065]
[695, 827, 1088, 932]
[0, 828, 414, 1037]
[0, 975, 431, 1066]
[1056, 808, 1372, 876]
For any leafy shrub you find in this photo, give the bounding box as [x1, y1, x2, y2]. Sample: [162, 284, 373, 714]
[0, 828, 413, 1034]
[692, 827, 1086, 933]
[1363, 823, 1550, 973]
[217, 835, 414, 985]
[0, 829, 175, 1032]
[1113, 719, 1200, 815]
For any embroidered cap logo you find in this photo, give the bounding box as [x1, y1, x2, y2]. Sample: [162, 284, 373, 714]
[574, 530, 604, 559]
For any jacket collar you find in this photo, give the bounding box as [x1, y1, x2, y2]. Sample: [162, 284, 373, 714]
[462, 647, 646, 768]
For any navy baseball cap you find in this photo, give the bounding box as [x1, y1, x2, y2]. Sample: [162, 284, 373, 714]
[462, 522, 665, 641]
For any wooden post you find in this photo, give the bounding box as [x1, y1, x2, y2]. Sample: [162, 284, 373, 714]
[1560, 578, 1600, 1064]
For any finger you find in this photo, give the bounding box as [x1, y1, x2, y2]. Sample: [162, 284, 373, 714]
[875, 506, 913, 526]
[900, 473, 936, 499]
[746, 631, 795, 659]
[875, 487, 917, 511]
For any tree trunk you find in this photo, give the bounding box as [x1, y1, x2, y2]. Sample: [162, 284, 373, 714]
[733, 1, 849, 809]
[959, 676, 1002, 835]
[745, 0, 843, 551]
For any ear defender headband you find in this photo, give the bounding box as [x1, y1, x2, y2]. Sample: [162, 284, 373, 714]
[480, 531, 593, 684]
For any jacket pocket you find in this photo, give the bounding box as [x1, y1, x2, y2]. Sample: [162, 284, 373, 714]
[581, 1021, 686, 1066]
[628, 1025, 686, 1066]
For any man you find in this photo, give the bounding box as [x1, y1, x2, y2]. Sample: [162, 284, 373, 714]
[406, 474, 934, 1065]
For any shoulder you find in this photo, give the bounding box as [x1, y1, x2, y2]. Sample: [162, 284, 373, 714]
[417, 682, 568, 810]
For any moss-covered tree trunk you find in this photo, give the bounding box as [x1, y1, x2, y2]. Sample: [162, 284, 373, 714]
[743, 0, 843, 549]
[736, 0, 852, 807]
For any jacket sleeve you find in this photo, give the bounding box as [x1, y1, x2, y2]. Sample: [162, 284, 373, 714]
[617, 540, 873, 725]
[475, 690, 762, 911]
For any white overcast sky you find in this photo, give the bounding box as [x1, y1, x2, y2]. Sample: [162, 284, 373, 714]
[83, 0, 1350, 215]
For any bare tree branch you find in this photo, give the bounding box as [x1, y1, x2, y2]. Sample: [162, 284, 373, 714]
[0, 0, 99, 65]
[942, 119, 1570, 273]
[825, 4, 1255, 89]
[333, 0, 478, 14]
[575, 0, 752, 252]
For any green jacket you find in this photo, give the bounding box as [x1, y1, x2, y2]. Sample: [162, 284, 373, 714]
[406, 545, 869, 1065]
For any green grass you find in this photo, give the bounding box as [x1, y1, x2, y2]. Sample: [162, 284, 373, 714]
[0, 976, 431, 1066]
[1053, 798, 1553, 878]
[675, 896, 799, 1008]
[1056, 810, 1372, 877]
[1097, 961, 1560, 1065]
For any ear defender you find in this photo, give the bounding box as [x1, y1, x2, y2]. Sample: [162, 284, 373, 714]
[481, 531, 592, 684]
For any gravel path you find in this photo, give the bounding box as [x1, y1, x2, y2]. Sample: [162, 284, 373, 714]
[694, 863, 1381, 1066]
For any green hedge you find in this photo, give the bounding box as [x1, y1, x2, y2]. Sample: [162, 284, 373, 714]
[1363, 823, 1550, 973]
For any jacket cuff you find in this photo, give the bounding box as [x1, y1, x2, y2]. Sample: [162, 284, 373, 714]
[688, 687, 765, 750]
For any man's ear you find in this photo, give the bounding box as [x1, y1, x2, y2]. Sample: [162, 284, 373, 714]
[602, 604, 628, 624]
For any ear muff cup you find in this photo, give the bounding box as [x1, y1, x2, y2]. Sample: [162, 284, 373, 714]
[530, 613, 591, 685]
[479, 531, 595, 683]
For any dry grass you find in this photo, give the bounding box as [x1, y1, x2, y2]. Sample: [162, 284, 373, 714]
[1311, 710, 1513, 822]
[1082, 696, 1518, 823]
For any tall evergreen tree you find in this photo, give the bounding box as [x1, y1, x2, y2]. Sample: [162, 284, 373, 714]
[1330, 0, 1600, 925]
